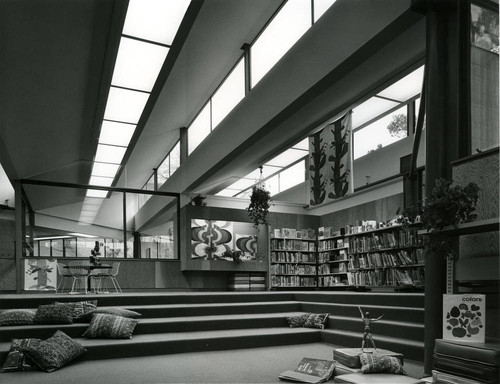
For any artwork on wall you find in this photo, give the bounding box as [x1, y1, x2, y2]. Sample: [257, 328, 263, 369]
[191, 220, 257, 261]
[309, 112, 353, 206]
[24, 259, 57, 291]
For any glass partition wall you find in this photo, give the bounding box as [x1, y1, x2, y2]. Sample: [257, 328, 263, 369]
[20, 180, 180, 261]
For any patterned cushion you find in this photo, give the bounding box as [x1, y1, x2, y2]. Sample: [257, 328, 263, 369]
[0, 309, 36, 326]
[303, 313, 329, 329]
[20, 330, 86, 372]
[33, 304, 74, 324]
[75, 307, 141, 323]
[82, 313, 138, 339]
[1, 338, 41, 372]
[285, 314, 310, 328]
[54, 300, 98, 319]
[359, 352, 406, 374]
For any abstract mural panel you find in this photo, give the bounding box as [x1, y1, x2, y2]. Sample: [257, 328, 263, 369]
[24, 259, 57, 291]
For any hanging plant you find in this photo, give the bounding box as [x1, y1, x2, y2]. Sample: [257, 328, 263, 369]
[247, 186, 272, 228]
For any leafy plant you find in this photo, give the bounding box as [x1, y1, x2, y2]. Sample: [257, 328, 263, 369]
[309, 131, 326, 205]
[247, 186, 271, 228]
[222, 249, 242, 263]
[421, 178, 480, 231]
[328, 119, 350, 199]
[189, 194, 207, 207]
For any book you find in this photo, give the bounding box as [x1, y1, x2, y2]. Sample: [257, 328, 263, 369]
[279, 357, 336, 383]
[432, 370, 484, 384]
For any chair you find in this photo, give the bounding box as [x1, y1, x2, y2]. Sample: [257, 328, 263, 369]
[68, 260, 91, 294]
[56, 262, 73, 293]
[98, 262, 122, 293]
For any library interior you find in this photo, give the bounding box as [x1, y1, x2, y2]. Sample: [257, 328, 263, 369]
[0, 0, 498, 383]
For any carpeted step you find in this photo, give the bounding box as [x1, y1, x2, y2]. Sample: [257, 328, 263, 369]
[0, 327, 322, 363]
[321, 329, 424, 361]
[294, 292, 424, 308]
[300, 302, 424, 323]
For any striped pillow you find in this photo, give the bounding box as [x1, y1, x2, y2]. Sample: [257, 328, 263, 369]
[82, 313, 138, 339]
[1, 338, 41, 372]
[54, 300, 98, 319]
[359, 353, 406, 374]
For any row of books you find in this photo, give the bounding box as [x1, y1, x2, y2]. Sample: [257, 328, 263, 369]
[318, 263, 347, 275]
[318, 250, 348, 263]
[317, 226, 341, 239]
[318, 238, 348, 251]
[271, 264, 317, 275]
[346, 267, 424, 286]
[271, 228, 316, 240]
[348, 249, 425, 269]
[348, 228, 420, 253]
[270, 239, 316, 252]
[271, 276, 317, 287]
[270, 252, 316, 263]
[318, 275, 347, 287]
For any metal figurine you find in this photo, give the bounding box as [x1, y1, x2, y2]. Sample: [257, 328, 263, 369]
[358, 306, 383, 351]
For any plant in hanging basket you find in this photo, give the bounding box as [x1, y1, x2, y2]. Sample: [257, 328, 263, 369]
[421, 178, 480, 231]
[247, 186, 272, 227]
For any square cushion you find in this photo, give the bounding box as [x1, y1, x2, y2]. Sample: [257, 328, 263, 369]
[0, 309, 36, 326]
[54, 300, 97, 319]
[286, 314, 310, 328]
[75, 307, 141, 323]
[82, 313, 138, 339]
[20, 330, 86, 372]
[1, 338, 41, 372]
[359, 352, 406, 375]
[34, 304, 74, 324]
[303, 313, 329, 329]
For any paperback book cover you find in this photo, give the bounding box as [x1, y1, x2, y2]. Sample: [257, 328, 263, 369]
[443, 294, 485, 342]
[279, 357, 335, 383]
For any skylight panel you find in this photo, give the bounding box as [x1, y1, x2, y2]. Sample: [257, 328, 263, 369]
[292, 138, 309, 151]
[95, 144, 127, 164]
[89, 176, 114, 187]
[265, 148, 307, 167]
[226, 178, 257, 191]
[351, 97, 399, 128]
[314, 0, 337, 22]
[104, 87, 149, 124]
[377, 65, 424, 102]
[216, 189, 240, 197]
[91, 162, 120, 178]
[112, 37, 169, 92]
[99, 120, 136, 147]
[187, 103, 211, 154]
[86, 189, 108, 198]
[279, 160, 305, 191]
[244, 165, 282, 181]
[123, 0, 191, 45]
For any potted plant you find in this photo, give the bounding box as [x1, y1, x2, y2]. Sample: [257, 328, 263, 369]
[421, 178, 480, 231]
[222, 249, 242, 263]
[247, 185, 272, 228]
[189, 194, 207, 207]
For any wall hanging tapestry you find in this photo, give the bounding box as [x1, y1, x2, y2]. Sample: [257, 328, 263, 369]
[24, 259, 57, 291]
[309, 112, 353, 206]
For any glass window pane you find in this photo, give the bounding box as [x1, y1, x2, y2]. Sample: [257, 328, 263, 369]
[99, 120, 136, 147]
[123, 0, 190, 45]
[91, 162, 120, 178]
[95, 144, 127, 164]
[216, 189, 240, 197]
[227, 178, 257, 191]
[212, 59, 245, 128]
[244, 165, 282, 180]
[265, 175, 280, 196]
[169, 141, 180, 175]
[265, 148, 307, 167]
[470, 3, 499, 152]
[89, 176, 114, 187]
[157, 155, 170, 186]
[354, 106, 407, 159]
[251, 0, 312, 87]
[86, 189, 108, 199]
[188, 103, 211, 154]
[314, 0, 337, 22]
[292, 138, 309, 150]
[104, 87, 149, 124]
[39, 241, 50, 256]
[64, 238, 77, 257]
[352, 97, 399, 128]
[279, 160, 305, 192]
[51, 240, 64, 257]
[112, 37, 169, 92]
[377, 65, 424, 102]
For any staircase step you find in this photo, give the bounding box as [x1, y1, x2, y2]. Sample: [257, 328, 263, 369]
[321, 329, 424, 361]
[0, 327, 322, 362]
[294, 292, 424, 308]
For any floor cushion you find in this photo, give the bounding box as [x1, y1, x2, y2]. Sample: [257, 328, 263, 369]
[33, 304, 74, 324]
[82, 313, 138, 339]
[54, 300, 98, 319]
[0, 309, 36, 326]
[75, 307, 141, 323]
[1, 338, 41, 372]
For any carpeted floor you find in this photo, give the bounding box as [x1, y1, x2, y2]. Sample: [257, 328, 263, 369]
[1, 342, 425, 384]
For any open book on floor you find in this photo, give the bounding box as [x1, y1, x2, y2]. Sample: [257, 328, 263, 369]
[279, 357, 336, 383]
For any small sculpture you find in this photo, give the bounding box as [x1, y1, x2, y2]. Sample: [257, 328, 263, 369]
[358, 306, 383, 351]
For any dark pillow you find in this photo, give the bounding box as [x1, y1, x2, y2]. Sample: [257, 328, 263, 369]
[286, 314, 310, 328]
[75, 307, 141, 323]
[53, 300, 98, 319]
[20, 330, 86, 372]
[0, 309, 36, 326]
[34, 304, 74, 324]
[82, 313, 138, 339]
[303, 313, 329, 329]
[1, 338, 41, 372]
[359, 353, 406, 375]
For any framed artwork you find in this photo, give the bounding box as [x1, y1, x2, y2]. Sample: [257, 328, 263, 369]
[24, 259, 57, 291]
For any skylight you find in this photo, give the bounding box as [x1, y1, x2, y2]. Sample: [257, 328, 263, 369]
[351, 97, 399, 129]
[266, 148, 308, 167]
[377, 65, 424, 102]
[99, 120, 136, 147]
[95, 144, 127, 164]
[103, 87, 150, 124]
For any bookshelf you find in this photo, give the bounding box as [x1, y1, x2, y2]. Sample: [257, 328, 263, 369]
[269, 228, 317, 289]
[344, 223, 425, 290]
[317, 231, 350, 288]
